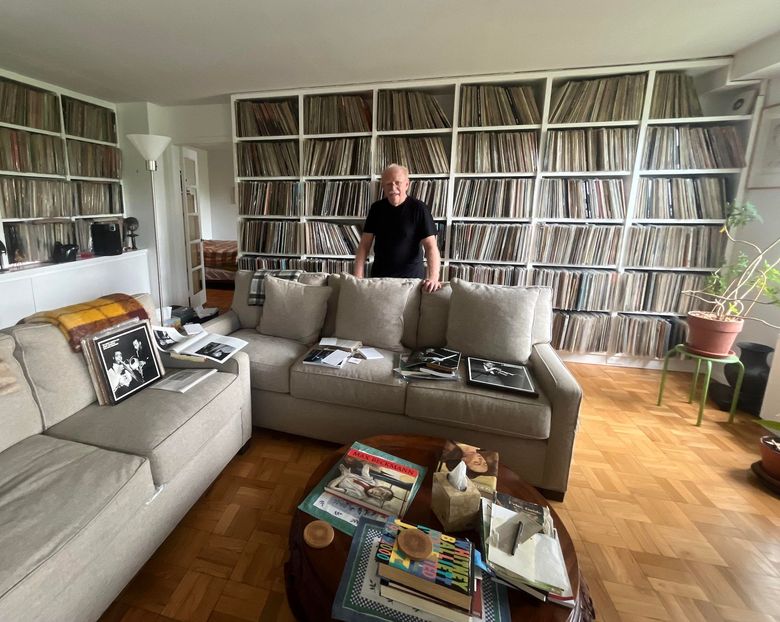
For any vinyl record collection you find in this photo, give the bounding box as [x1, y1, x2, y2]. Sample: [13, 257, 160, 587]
[538, 178, 626, 219]
[73, 181, 123, 215]
[408, 179, 447, 218]
[447, 263, 527, 285]
[0, 177, 73, 218]
[0, 76, 60, 132]
[531, 269, 617, 311]
[239, 181, 298, 216]
[624, 225, 725, 267]
[62, 96, 117, 142]
[650, 72, 703, 118]
[238, 141, 299, 177]
[305, 180, 372, 217]
[66, 140, 122, 178]
[0, 127, 66, 174]
[305, 94, 372, 134]
[377, 89, 451, 131]
[457, 131, 538, 173]
[3, 220, 76, 264]
[304, 137, 370, 176]
[459, 83, 541, 126]
[237, 256, 356, 274]
[616, 271, 708, 314]
[544, 128, 637, 172]
[449, 223, 531, 262]
[643, 125, 745, 169]
[534, 223, 621, 265]
[234, 97, 298, 137]
[377, 136, 450, 174]
[453, 178, 533, 218]
[305, 221, 362, 255]
[549, 74, 647, 123]
[240, 220, 299, 254]
[635, 177, 728, 219]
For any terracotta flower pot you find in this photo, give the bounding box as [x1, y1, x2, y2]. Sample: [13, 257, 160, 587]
[760, 436, 780, 480]
[686, 312, 744, 357]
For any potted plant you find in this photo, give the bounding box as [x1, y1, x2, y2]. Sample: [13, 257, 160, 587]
[683, 202, 780, 357]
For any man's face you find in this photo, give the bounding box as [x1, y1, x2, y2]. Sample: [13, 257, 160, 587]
[381, 169, 410, 207]
[113, 352, 122, 364]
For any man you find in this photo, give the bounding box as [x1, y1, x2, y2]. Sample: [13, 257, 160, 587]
[354, 164, 442, 292]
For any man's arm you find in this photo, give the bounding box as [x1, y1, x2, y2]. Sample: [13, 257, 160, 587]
[354, 232, 374, 278]
[421, 235, 442, 293]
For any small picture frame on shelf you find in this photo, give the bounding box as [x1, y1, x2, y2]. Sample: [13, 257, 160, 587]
[466, 357, 538, 397]
[749, 105, 780, 189]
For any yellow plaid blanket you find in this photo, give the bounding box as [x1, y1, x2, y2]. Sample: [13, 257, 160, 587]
[23, 293, 149, 352]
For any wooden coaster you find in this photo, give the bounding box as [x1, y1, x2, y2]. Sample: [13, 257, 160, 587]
[303, 520, 335, 549]
[397, 528, 433, 560]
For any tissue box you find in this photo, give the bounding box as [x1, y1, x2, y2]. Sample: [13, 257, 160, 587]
[431, 472, 481, 532]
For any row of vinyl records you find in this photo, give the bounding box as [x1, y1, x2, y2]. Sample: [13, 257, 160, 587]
[0, 128, 122, 178]
[0, 177, 123, 218]
[237, 126, 744, 178]
[237, 220, 725, 268]
[233, 70, 728, 139]
[236, 176, 729, 221]
[2, 218, 120, 264]
[552, 312, 688, 358]
[0, 77, 117, 141]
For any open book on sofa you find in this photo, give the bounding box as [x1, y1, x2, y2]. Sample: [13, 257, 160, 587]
[152, 326, 247, 363]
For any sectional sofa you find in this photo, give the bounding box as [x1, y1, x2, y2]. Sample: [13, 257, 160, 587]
[0, 299, 251, 622]
[205, 271, 582, 498]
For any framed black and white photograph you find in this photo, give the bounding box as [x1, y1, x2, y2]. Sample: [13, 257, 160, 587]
[467, 357, 539, 397]
[94, 321, 163, 403]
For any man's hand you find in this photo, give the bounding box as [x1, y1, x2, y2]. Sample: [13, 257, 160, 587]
[422, 278, 442, 293]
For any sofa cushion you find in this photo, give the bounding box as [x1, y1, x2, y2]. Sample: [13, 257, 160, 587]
[446, 279, 540, 364]
[231, 328, 308, 393]
[417, 284, 452, 347]
[334, 275, 418, 351]
[290, 347, 408, 414]
[0, 434, 153, 602]
[405, 366, 551, 440]
[258, 276, 332, 345]
[0, 334, 43, 453]
[45, 369, 240, 485]
[9, 323, 97, 428]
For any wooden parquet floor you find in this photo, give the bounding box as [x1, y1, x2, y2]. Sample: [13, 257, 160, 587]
[99, 364, 780, 622]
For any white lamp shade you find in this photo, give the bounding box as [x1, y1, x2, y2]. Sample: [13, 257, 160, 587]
[127, 134, 172, 162]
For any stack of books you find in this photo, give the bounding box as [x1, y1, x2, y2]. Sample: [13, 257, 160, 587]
[394, 347, 461, 380]
[479, 493, 573, 608]
[376, 517, 479, 622]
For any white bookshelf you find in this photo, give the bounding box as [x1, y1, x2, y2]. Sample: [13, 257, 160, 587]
[230, 57, 763, 363]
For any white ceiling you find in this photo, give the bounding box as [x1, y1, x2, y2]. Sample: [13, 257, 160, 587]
[1, 0, 779, 105]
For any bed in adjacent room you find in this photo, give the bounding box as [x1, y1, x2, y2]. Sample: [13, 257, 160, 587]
[203, 239, 238, 288]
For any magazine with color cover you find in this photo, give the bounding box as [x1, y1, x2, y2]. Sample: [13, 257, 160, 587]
[298, 441, 426, 535]
[152, 325, 247, 364]
[436, 440, 499, 499]
[395, 347, 461, 380]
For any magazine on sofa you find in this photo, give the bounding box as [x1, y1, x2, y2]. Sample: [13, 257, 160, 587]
[152, 326, 247, 364]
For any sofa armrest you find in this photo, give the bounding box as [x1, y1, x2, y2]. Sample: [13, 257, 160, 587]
[529, 343, 582, 494]
[161, 350, 252, 445]
[202, 310, 241, 336]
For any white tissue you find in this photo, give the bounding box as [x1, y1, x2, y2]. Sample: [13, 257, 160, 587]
[448, 460, 469, 491]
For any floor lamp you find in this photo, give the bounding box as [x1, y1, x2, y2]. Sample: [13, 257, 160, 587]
[127, 134, 172, 319]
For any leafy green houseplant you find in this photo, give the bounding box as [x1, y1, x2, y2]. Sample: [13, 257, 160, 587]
[683, 203, 780, 356]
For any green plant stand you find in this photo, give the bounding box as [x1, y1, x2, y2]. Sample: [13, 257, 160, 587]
[657, 344, 745, 426]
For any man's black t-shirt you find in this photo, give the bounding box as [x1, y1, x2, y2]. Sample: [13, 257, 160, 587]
[363, 197, 437, 278]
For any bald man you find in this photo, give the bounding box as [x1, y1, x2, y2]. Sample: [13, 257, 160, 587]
[354, 164, 442, 293]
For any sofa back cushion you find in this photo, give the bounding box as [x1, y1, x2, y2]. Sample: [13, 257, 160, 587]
[420, 282, 553, 349]
[446, 279, 540, 364]
[333, 275, 419, 351]
[0, 333, 43, 453]
[9, 323, 97, 428]
[258, 276, 332, 345]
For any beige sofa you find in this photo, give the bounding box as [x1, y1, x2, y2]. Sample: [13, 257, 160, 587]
[205, 271, 582, 498]
[0, 302, 251, 622]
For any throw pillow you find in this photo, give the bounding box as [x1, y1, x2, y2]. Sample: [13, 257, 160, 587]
[446, 279, 539, 364]
[333, 275, 416, 351]
[258, 276, 332, 345]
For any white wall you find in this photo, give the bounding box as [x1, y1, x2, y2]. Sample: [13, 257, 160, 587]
[206, 144, 238, 240]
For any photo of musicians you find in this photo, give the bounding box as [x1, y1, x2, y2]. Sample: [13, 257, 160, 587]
[96, 323, 162, 402]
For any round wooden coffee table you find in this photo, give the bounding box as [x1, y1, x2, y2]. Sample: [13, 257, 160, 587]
[286, 434, 594, 621]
